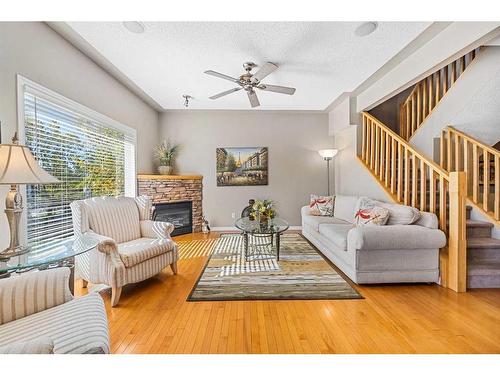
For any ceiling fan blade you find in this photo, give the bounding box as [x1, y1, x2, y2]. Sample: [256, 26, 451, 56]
[251, 62, 278, 82]
[257, 84, 296, 95]
[247, 90, 260, 108]
[204, 70, 239, 83]
[209, 87, 242, 100]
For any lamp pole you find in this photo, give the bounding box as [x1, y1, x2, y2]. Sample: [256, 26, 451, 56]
[325, 157, 332, 196]
[318, 149, 337, 196]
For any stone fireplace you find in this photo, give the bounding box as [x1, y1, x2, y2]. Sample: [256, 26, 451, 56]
[137, 174, 203, 233]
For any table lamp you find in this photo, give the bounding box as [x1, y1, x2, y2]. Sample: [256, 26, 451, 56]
[318, 149, 338, 196]
[0, 132, 60, 260]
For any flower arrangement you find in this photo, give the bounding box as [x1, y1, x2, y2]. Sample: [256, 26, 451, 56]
[154, 141, 179, 175]
[250, 199, 276, 223]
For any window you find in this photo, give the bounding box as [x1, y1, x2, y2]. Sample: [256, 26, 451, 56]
[19, 76, 136, 251]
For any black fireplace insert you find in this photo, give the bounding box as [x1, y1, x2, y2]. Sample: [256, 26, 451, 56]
[153, 201, 193, 237]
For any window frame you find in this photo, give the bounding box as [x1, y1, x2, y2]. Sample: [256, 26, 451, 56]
[16, 74, 138, 246]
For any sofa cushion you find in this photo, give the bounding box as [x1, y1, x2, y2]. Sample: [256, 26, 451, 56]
[333, 195, 359, 223]
[364, 198, 420, 225]
[118, 238, 175, 268]
[318, 223, 354, 251]
[303, 213, 350, 232]
[0, 293, 109, 354]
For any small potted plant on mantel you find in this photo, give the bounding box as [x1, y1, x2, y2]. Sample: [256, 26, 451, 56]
[154, 140, 179, 175]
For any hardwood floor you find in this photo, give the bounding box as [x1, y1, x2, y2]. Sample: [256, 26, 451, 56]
[76, 232, 500, 354]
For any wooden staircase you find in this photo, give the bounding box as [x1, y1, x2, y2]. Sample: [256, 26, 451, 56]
[466, 206, 500, 287]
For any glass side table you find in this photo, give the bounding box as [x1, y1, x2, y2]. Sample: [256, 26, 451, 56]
[235, 217, 290, 261]
[0, 237, 98, 293]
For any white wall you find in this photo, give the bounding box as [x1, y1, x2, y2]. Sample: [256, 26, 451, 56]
[0, 22, 159, 249]
[411, 46, 500, 158]
[158, 110, 330, 227]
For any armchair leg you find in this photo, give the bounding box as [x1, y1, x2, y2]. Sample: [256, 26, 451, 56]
[170, 262, 178, 275]
[82, 279, 88, 288]
[111, 287, 122, 307]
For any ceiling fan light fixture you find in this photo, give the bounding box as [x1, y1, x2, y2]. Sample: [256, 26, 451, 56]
[355, 22, 378, 37]
[123, 21, 145, 34]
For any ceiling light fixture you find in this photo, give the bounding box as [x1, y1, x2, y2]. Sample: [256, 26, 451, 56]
[182, 95, 193, 108]
[354, 22, 378, 37]
[123, 21, 145, 34]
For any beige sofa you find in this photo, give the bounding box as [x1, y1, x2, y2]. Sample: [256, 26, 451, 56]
[302, 195, 447, 284]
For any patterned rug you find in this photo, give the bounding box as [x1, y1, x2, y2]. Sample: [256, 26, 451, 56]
[188, 233, 362, 301]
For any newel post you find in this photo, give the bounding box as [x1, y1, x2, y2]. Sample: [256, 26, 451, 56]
[447, 171, 467, 292]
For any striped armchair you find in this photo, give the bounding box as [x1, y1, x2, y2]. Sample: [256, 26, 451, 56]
[70, 196, 178, 307]
[0, 267, 109, 354]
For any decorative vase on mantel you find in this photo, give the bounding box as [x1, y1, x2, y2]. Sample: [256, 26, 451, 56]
[158, 165, 173, 175]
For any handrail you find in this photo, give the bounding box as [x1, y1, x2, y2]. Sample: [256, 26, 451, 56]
[400, 48, 479, 141]
[361, 112, 467, 292]
[441, 126, 500, 221]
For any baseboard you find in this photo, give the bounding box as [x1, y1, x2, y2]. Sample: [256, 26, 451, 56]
[211, 226, 302, 231]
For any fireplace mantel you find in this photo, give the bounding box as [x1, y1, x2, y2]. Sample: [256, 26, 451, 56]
[137, 174, 203, 232]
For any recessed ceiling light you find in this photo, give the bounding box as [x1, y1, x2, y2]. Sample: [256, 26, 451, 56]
[123, 21, 145, 34]
[355, 22, 378, 37]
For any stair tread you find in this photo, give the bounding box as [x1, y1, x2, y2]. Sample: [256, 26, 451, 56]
[466, 219, 494, 228]
[467, 237, 500, 249]
[468, 261, 500, 275]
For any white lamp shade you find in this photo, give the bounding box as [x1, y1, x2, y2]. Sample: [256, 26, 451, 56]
[318, 149, 338, 159]
[0, 144, 60, 185]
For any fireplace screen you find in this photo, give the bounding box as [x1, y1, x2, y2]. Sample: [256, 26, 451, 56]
[153, 201, 193, 236]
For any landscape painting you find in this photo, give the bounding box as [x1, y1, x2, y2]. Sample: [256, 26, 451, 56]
[216, 147, 268, 186]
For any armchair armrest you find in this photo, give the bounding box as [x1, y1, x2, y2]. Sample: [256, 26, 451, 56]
[348, 225, 446, 251]
[140, 220, 174, 239]
[0, 268, 73, 325]
[80, 231, 118, 255]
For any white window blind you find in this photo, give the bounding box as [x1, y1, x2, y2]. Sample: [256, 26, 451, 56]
[22, 86, 136, 251]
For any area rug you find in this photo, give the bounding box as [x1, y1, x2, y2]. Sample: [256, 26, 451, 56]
[187, 233, 362, 301]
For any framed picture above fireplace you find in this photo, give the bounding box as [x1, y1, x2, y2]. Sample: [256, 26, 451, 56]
[216, 147, 268, 186]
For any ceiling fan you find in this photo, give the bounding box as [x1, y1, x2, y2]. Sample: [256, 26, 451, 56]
[204, 62, 296, 108]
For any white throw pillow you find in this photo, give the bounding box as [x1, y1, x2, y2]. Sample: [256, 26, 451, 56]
[309, 195, 335, 216]
[372, 200, 420, 225]
[354, 197, 389, 226]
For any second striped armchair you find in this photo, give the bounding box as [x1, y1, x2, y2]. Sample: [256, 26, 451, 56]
[70, 196, 179, 307]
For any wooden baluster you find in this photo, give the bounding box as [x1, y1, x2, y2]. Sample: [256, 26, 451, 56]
[422, 79, 427, 119]
[412, 154, 418, 208]
[463, 139, 470, 196]
[411, 94, 416, 136]
[448, 171, 467, 292]
[460, 55, 466, 74]
[375, 125, 380, 175]
[484, 151, 491, 212]
[420, 162, 427, 210]
[455, 133, 462, 171]
[404, 147, 410, 206]
[429, 169, 436, 213]
[435, 71, 441, 106]
[406, 103, 411, 140]
[397, 142, 403, 201]
[439, 175, 447, 234]
[495, 155, 500, 221]
[472, 144, 479, 202]
[379, 130, 385, 181]
[447, 130, 452, 172]
[391, 138, 397, 194]
[362, 115, 367, 161]
[416, 83, 421, 127]
[428, 75, 433, 114]
[440, 130, 446, 168]
[385, 133, 390, 187]
[370, 120, 375, 170]
[451, 61, 457, 85]
[443, 65, 449, 94]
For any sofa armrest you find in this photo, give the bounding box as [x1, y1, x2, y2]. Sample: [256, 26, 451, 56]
[140, 220, 174, 239]
[347, 225, 446, 251]
[0, 337, 54, 354]
[0, 268, 73, 325]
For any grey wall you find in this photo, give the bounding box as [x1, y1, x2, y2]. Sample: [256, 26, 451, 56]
[159, 111, 331, 227]
[0, 22, 159, 249]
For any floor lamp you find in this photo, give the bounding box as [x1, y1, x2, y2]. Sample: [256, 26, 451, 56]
[318, 149, 338, 196]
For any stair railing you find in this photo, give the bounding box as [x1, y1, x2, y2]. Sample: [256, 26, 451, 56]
[400, 48, 479, 141]
[441, 126, 500, 222]
[361, 112, 467, 292]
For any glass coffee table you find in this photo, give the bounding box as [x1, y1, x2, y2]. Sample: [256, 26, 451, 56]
[0, 237, 98, 293]
[235, 217, 289, 261]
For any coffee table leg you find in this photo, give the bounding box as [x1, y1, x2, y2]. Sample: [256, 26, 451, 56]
[244, 232, 249, 259]
[276, 233, 280, 261]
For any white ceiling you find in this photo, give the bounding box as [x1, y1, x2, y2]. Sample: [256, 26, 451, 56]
[62, 22, 431, 111]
